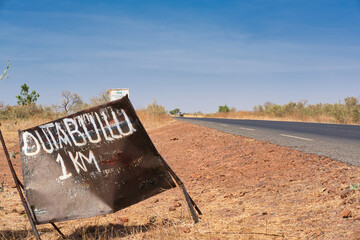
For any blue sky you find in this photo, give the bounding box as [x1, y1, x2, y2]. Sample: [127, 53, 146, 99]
[1, 0, 360, 113]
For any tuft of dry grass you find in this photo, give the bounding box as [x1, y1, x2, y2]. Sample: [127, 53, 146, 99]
[137, 109, 174, 130]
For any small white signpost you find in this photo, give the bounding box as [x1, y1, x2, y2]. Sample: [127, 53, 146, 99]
[109, 88, 129, 101]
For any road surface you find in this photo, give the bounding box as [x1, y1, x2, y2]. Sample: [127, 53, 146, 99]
[176, 117, 360, 166]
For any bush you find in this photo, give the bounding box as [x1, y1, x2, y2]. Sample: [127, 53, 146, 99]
[16, 83, 40, 105]
[137, 99, 171, 129]
[253, 97, 360, 124]
[0, 104, 59, 120]
[146, 99, 167, 115]
[169, 108, 180, 115]
[218, 105, 230, 113]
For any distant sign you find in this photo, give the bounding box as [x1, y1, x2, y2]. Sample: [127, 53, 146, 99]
[19, 96, 176, 224]
[110, 88, 129, 101]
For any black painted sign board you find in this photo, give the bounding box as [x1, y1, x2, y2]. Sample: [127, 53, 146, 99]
[19, 96, 176, 224]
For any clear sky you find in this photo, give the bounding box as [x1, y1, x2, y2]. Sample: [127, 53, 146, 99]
[1, 0, 360, 113]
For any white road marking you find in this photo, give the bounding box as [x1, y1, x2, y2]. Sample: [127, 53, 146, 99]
[239, 127, 255, 131]
[280, 134, 313, 141]
[220, 124, 228, 127]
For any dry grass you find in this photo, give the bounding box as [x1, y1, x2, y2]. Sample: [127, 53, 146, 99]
[0, 181, 203, 240]
[136, 109, 174, 130]
[186, 97, 360, 125]
[186, 111, 355, 125]
[0, 110, 173, 146]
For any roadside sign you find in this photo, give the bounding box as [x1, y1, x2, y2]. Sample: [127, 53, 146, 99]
[110, 88, 129, 101]
[19, 96, 176, 224]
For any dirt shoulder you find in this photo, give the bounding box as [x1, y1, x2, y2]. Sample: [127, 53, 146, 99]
[1, 121, 360, 239]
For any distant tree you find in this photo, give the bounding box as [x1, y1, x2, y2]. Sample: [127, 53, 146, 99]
[90, 90, 110, 106]
[264, 101, 275, 111]
[16, 83, 40, 105]
[61, 90, 83, 113]
[0, 60, 10, 81]
[296, 99, 308, 109]
[253, 105, 264, 112]
[218, 105, 230, 113]
[344, 97, 360, 123]
[345, 96, 358, 108]
[169, 108, 180, 115]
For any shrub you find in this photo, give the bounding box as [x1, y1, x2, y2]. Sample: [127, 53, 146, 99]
[16, 83, 40, 105]
[169, 108, 180, 115]
[146, 99, 167, 116]
[0, 104, 59, 120]
[253, 97, 360, 124]
[218, 105, 230, 113]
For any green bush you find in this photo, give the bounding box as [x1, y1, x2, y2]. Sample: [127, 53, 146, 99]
[16, 83, 40, 105]
[169, 108, 180, 115]
[218, 105, 230, 113]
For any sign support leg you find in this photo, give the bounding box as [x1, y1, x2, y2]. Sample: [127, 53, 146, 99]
[0, 130, 41, 240]
[50, 222, 66, 239]
[1, 131, 66, 239]
[159, 156, 202, 223]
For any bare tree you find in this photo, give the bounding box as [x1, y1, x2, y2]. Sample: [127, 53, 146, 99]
[61, 90, 83, 113]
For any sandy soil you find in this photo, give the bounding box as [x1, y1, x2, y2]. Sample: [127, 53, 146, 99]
[1, 121, 360, 239]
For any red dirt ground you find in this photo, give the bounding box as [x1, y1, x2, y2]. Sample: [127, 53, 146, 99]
[1, 121, 360, 239]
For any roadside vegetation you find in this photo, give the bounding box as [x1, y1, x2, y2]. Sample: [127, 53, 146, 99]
[137, 99, 173, 129]
[0, 61, 171, 130]
[188, 97, 360, 125]
[0, 90, 172, 131]
[252, 97, 360, 124]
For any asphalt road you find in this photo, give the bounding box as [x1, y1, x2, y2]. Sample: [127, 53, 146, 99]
[176, 117, 360, 166]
